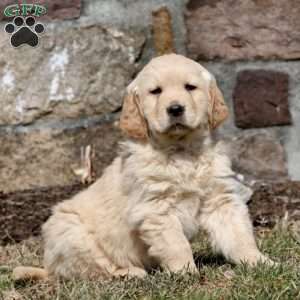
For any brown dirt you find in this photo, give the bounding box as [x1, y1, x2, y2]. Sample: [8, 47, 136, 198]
[249, 180, 300, 227]
[0, 183, 85, 245]
[1, 180, 300, 246]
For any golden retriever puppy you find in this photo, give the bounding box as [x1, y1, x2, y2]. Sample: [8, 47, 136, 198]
[13, 54, 273, 281]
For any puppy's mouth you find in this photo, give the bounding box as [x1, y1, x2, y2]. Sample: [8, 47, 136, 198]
[165, 122, 191, 135]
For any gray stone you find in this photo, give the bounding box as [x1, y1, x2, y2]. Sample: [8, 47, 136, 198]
[81, 0, 187, 57]
[0, 119, 123, 193]
[0, 23, 145, 125]
[228, 131, 288, 181]
[186, 0, 300, 60]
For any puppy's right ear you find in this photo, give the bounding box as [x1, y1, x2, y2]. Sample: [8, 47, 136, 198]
[119, 88, 148, 141]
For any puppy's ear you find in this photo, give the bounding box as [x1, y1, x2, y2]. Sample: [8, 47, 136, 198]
[119, 88, 148, 141]
[208, 78, 229, 130]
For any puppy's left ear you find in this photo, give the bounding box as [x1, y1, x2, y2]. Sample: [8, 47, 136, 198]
[208, 78, 229, 130]
[119, 87, 148, 141]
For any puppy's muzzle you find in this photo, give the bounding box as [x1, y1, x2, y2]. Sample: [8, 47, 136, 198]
[167, 103, 185, 118]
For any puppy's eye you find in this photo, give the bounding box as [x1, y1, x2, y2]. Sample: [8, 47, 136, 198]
[150, 87, 162, 95]
[185, 84, 197, 91]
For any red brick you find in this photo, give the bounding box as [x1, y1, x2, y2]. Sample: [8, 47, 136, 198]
[1, 0, 81, 21]
[233, 70, 291, 128]
[186, 0, 300, 60]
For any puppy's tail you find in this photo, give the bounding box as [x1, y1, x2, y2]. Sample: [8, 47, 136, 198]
[12, 266, 48, 281]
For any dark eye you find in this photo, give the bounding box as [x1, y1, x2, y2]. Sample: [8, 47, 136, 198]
[150, 87, 162, 95]
[185, 84, 197, 91]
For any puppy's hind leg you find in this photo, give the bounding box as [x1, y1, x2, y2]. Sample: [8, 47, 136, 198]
[200, 196, 274, 266]
[43, 211, 117, 279]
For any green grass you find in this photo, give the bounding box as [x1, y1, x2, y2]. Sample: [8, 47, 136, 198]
[1, 227, 300, 300]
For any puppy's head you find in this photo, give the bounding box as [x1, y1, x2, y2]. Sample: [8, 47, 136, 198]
[120, 54, 228, 143]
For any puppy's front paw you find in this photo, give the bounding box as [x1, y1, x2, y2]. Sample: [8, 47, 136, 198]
[260, 257, 279, 267]
[113, 267, 147, 279]
[241, 255, 277, 267]
[165, 261, 199, 275]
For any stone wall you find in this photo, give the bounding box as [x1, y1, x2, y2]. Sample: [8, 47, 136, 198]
[186, 0, 300, 181]
[0, 0, 299, 192]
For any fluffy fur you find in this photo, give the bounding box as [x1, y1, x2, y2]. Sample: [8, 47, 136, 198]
[13, 54, 273, 281]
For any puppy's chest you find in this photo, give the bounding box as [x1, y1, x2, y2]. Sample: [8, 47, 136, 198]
[156, 156, 212, 200]
[146, 156, 213, 238]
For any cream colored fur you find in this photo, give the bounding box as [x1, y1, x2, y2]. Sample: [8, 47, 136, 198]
[13, 54, 273, 281]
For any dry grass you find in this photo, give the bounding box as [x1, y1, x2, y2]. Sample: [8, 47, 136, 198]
[1, 226, 300, 300]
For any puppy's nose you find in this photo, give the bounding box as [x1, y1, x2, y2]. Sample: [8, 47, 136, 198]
[167, 104, 185, 117]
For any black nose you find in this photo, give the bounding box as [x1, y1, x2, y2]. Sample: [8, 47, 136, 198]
[167, 104, 185, 117]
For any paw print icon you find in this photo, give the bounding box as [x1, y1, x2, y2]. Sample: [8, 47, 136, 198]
[4, 16, 45, 48]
